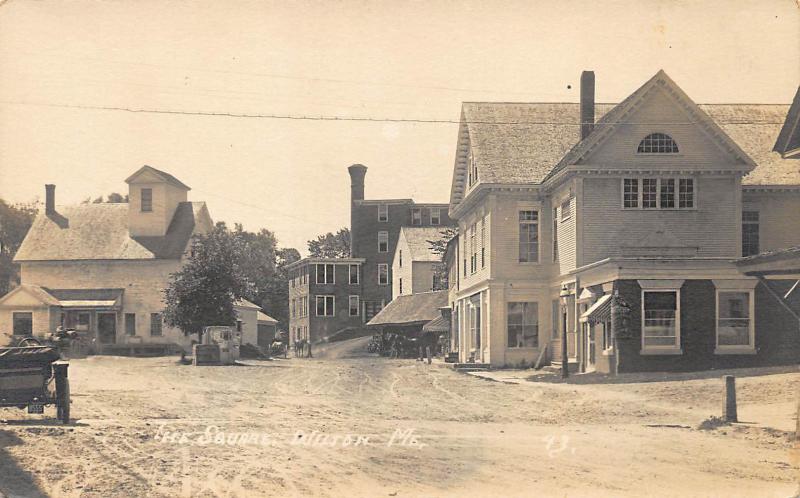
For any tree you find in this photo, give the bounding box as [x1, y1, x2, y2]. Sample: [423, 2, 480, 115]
[261, 247, 301, 329]
[84, 193, 129, 204]
[0, 200, 37, 296]
[307, 227, 350, 258]
[427, 227, 458, 291]
[162, 222, 253, 341]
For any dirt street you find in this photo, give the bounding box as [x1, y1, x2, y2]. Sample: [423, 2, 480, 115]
[0, 337, 797, 498]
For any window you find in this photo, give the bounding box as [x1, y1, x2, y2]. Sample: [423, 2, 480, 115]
[480, 216, 486, 269]
[552, 207, 559, 262]
[399, 250, 403, 268]
[411, 208, 422, 225]
[236, 320, 243, 333]
[642, 179, 658, 209]
[291, 299, 297, 318]
[623, 179, 639, 208]
[637, 133, 679, 153]
[316, 263, 334, 284]
[349, 296, 360, 316]
[507, 302, 538, 348]
[378, 231, 389, 252]
[660, 179, 675, 208]
[716, 291, 753, 350]
[141, 188, 153, 212]
[560, 199, 572, 221]
[76, 312, 90, 332]
[742, 211, 759, 257]
[378, 264, 389, 285]
[462, 234, 467, 278]
[349, 264, 359, 285]
[125, 313, 136, 336]
[470, 223, 477, 273]
[468, 156, 479, 187]
[316, 295, 335, 317]
[642, 291, 679, 350]
[678, 179, 694, 208]
[399, 278, 403, 295]
[518, 210, 539, 263]
[150, 313, 163, 336]
[623, 178, 694, 209]
[12, 312, 32, 336]
[378, 203, 388, 222]
[431, 208, 441, 225]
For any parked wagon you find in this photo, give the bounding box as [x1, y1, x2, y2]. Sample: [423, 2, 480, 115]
[0, 346, 71, 423]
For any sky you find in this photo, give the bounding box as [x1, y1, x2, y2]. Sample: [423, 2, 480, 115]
[0, 0, 798, 254]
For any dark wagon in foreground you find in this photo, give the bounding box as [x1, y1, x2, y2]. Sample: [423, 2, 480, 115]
[0, 346, 70, 424]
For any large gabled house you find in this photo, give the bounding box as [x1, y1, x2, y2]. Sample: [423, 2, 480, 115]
[0, 166, 217, 351]
[446, 69, 800, 372]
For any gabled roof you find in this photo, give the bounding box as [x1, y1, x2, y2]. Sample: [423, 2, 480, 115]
[0, 284, 61, 307]
[449, 70, 799, 207]
[399, 227, 448, 262]
[235, 298, 261, 310]
[257, 311, 278, 324]
[125, 165, 191, 190]
[14, 202, 209, 262]
[366, 290, 448, 327]
[772, 87, 800, 159]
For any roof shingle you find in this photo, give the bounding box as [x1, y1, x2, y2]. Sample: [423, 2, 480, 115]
[400, 227, 449, 262]
[366, 290, 448, 327]
[14, 202, 207, 262]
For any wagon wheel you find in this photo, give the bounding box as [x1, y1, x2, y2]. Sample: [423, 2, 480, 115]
[56, 378, 70, 424]
[17, 337, 42, 347]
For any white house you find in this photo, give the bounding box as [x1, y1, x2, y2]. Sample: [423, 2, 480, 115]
[0, 166, 214, 352]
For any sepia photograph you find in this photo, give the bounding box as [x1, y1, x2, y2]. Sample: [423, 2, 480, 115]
[0, 0, 798, 496]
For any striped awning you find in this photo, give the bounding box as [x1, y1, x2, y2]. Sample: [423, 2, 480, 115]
[580, 294, 612, 324]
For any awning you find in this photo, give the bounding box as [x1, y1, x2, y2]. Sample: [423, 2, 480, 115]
[422, 315, 450, 333]
[580, 294, 612, 324]
[44, 288, 124, 309]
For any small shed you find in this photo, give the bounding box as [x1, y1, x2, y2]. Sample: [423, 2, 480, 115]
[367, 290, 448, 337]
[257, 311, 279, 347]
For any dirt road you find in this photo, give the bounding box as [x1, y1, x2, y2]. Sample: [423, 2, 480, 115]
[1, 337, 797, 497]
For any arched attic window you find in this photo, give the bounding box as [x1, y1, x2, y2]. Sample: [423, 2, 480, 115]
[637, 133, 679, 154]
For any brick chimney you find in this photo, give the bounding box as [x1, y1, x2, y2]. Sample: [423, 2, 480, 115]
[348, 164, 367, 202]
[580, 70, 595, 140]
[45, 184, 56, 215]
[347, 164, 367, 258]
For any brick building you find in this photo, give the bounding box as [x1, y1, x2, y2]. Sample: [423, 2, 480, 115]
[348, 164, 455, 319]
[286, 257, 365, 345]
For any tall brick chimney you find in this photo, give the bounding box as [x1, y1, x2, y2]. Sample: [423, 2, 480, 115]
[45, 184, 56, 215]
[580, 70, 595, 140]
[347, 164, 367, 258]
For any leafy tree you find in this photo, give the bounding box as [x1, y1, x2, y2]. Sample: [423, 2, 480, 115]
[307, 227, 350, 258]
[84, 193, 129, 204]
[427, 227, 458, 291]
[0, 200, 37, 296]
[261, 247, 301, 329]
[162, 222, 253, 341]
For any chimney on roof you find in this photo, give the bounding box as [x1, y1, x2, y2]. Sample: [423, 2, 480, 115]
[45, 184, 56, 215]
[580, 71, 595, 140]
[347, 164, 367, 258]
[348, 164, 367, 202]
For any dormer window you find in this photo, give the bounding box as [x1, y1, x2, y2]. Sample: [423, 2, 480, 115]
[637, 133, 679, 154]
[140, 188, 153, 212]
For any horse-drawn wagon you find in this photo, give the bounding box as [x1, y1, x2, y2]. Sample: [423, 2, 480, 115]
[0, 346, 71, 423]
